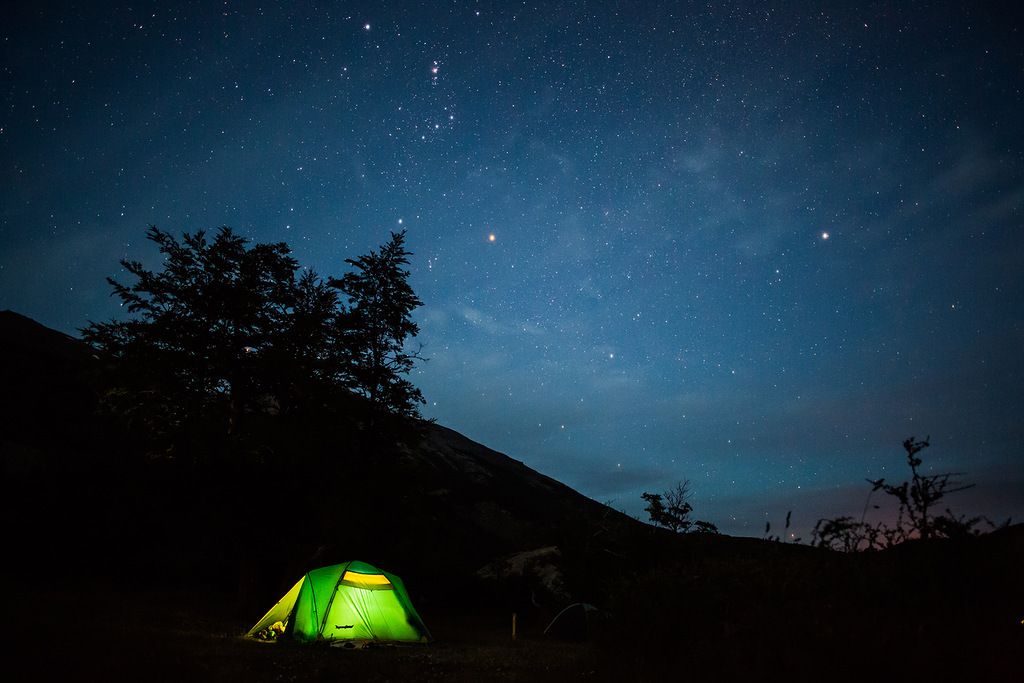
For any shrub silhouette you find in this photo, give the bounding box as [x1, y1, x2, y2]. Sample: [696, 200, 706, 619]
[642, 480, 718, 533]
[813, 436, 1006, 550]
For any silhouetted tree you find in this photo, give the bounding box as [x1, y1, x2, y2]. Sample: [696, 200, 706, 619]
[84, 228, 297, 450]
[330, 230, 425, 418]
[81, 226, 426, 457]
[869, 436, 975, 541]
[813, 436, 1004, 550]
[643, 480, 718, 533]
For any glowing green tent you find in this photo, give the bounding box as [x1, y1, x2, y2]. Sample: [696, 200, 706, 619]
[247, 560, 432, 644]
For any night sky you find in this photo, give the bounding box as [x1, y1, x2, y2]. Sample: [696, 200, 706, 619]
[3, 2, 1022, 538]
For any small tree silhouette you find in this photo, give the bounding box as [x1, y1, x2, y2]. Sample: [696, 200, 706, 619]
[813, 436, 1004, 550]
[643, 480, 718, 533]
[867, 436, 975, 541]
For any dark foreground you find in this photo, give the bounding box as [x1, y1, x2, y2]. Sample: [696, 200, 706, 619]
[6, 311, 1020, 680]
[12, 585, 616, 682]
[12, 528, 1023, 683]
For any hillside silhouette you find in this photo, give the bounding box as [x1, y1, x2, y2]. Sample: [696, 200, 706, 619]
[3, 310, 1021, 681]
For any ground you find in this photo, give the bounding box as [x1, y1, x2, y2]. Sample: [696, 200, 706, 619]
[11, 584, 616, 682]
[11, 552, 1022, 683]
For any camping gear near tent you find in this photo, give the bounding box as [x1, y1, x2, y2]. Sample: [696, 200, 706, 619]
[247, 560, 432, 644]
[544, 603, 597, 641]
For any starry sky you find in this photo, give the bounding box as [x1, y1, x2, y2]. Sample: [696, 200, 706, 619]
[3, 1, 1022, 538]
